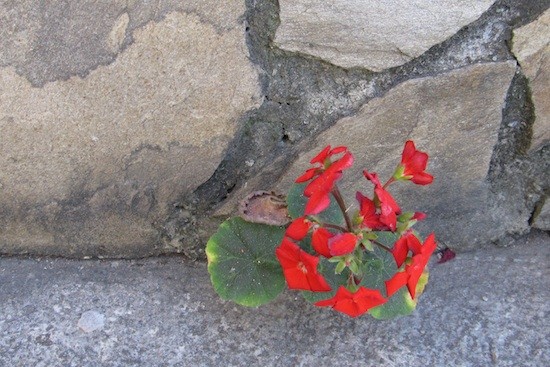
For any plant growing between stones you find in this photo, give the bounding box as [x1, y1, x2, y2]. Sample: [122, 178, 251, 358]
[206, 141, 436, 318]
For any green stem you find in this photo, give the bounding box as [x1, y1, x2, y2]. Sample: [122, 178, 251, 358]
[383, 177, 396, 189]
[372, 239, 393, 254]
[319, 222, 348, 232]
[331, 185, 353, 232]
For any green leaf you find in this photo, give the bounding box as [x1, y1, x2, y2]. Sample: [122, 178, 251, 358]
[206, 217, 285, 307]
[360, 231, 420, 319]
[369, 287, 417, 320]
[286, 183, 344, 226]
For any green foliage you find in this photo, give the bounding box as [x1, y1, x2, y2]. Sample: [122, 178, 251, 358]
[206, 217, 285, 307]
[361, 231, 418, 319]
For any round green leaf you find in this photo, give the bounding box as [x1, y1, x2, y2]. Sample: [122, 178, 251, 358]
[206, 217, 285, 307]
[287, 183, 344, 225]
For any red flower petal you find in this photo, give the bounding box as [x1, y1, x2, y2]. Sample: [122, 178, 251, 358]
[363, 170, 381, 188]
[304, 190, 331, 215]
[406, 255, 427, 299]
[401, 140, 416, 163]
[411, 171, 433, 185]
[406, 233, 423, 255]
[412, 212, 427, 221]
[327, 151, 354, 173]
[421, 233, 437, 257]
[328, 233, 358, 256]
[311, 227, 333, 258]
[295, 168, 318, 183]
[275, 238, 331, 292]
[315, 286, 387, 318]
[285, 217, 311, 241]
[391, 235, 409, 268]
[304, 171, 340, 197]
[310, 145, 332, 165]
[385, 271, 409, 297]
[329, 146, 347, 155]
[376, 187, 401, 231]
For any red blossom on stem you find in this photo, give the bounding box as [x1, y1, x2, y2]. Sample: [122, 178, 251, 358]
[295, 146, 354, 215]
[397, 140, 433, 185]
[356, 192, 384, 230]
[315, 286, 387, 317]
[391, 231, 423, 268]
[385, 233, 437, 299]
[328, 232, 358, 256]
[276, 238, 331, 292]
[362, 170, 401, 231]
[272, 141, 436, 317]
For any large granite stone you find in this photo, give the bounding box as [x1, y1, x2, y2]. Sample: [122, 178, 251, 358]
[0, 9, 261, 257]
[274, 0, 496, 71]
[512, 9, 550, 152]
[265, 62, 516, 249]
[532, 201, 550, 231]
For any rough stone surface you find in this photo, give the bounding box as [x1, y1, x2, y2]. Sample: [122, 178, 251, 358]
[0, 231, 548, 366]
[0, 7, 261, 257]
[0, 1, 247, 86]
[512, 9, 550, 152]
[77, 310, 105, 333]
[264, 62, 516, 249]
[533, 201, 550, 231]
[274, 0, 496, 71]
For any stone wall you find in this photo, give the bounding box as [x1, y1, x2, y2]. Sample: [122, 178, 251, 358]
[1, 1, 548, 259]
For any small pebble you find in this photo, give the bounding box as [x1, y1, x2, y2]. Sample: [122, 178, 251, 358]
[78, 310, 105, 332]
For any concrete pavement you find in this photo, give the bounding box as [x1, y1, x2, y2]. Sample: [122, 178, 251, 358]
[1, 230, 548, 366]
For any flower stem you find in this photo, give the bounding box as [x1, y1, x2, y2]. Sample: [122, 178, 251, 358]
[320, 222, 348, 232]
[372, 240, 393, 254]
[331, 185, 353, 232]
[383, 177, 396, 189]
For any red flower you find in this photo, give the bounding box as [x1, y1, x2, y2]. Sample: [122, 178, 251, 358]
[391, 231, 423, 268]
[385, 233, 437, 299]
[356, 192, 384, 230]
[311, 227, 333, 258]
[328, 233, 358, 256]
[285, 216, 311, 241]
[361, 171, 401, 231]
[296, 146, 354, 215]
[375, 187, 401, 231]
[398, 140, 433, 185]
[311, 229, 358, 257]
[315, 286, 387, 317]
[275, 238, 331, 292]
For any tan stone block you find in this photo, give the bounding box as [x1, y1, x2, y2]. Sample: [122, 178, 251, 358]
[0, 10, 261, 256]
[275, 0, 495, 70]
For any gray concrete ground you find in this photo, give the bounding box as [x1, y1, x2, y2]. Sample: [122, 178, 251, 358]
[1, 231, 548, 367]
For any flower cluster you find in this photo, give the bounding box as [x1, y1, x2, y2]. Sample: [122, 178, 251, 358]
[275, 141, 436, 317]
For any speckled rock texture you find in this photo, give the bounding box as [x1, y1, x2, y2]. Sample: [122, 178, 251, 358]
[0, 231, 548, 366]
[0, 3, 261, 257]
[512, 9, 550, 152]
[0, 0, 548, 258]
[274, 0, 496, 70]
